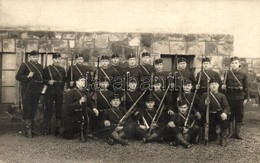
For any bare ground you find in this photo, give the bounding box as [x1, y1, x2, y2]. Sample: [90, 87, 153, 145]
[0, 105, 259, 163]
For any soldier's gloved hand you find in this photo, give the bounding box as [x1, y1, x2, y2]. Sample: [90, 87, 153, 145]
[196, 84, 200, 90]
[177, 97, 181, 102]
[27, 72, 34, 78]
[115, 126, 123, 131]
[170, 83, 175, 89]
[104, 120, 111, 126]
[221, 84, 227, 90]
[243, 99, 250, 105]
[151, 122, 158, 129]
[79, 96, 87, 105]
[48, 80, 55, 85]
[220, 112, 227, 120]
[205, 97, 210, 105]
[93, 108, 99, 117]
[168, 110, 174, 115]
[139, 125, 146, 130]
[167, 121, 175, 128]
[195, 112, 201, 120]
[70, 81, 74, 87]
[183, 127, 188, 134]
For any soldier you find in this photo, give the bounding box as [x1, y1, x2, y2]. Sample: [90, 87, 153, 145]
[200, 78, 230, 146]
[102, 94, 137, 146]
[166, 100, 200, 148]
[67, 53, 93, 89]
[221, 56, 250, 140]
[110, 53, 124, 92]
[43, 53, 66, 135]
[123, 54, 143, 90]
[140, 52, 154, 76]
[110, 53, 123, 75]
[196, 57, 222, 97]
[16, 50, 43, 138]
[63, 76, 99, 140]
[154, 58, 171, 90]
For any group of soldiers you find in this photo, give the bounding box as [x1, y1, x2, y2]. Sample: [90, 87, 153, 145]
[15, 50, 249, 148]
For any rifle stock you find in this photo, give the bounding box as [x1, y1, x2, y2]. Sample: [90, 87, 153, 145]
[204, 77, 210, 145]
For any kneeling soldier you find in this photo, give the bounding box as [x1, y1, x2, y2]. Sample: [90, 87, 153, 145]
[166, 101, 200, 148]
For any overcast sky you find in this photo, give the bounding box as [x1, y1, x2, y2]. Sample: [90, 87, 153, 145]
[0, 0, 260, 58]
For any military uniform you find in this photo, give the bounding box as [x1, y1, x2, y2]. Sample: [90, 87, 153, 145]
[15, 50, 43, 137]
[43, 53, 66, 135]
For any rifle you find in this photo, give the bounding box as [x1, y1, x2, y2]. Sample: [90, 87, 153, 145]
[118, 90, 147, 126]
[70, 53, 74, 88]
[18, 48, 25, 111]
[173, 54, 178, 91]
[94, 57, 100, 107]
[148, 84, 170, 135]
[204, 76, 210, 145]
[123, 72, 129, 109]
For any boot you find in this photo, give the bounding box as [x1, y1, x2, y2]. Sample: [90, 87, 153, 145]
[43, 121, 51, 135]
[220, 129, 228, 146]
[24, 119, 33, 138]
[176, 133, 191, 149]
[54, 119, 62, 136]
[111, 131, 129, 146]
[143, 133, 160, 143]
[233, 122, 243, 140]
[227, 122, 234, 138]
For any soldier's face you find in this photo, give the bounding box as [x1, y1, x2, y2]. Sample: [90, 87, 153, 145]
[146, 101, 155, 110]
[155, 63, 163, 71]
[231, 60, 240, 70]
[30, 55, 39, 63]
[110, 98, 121, 108]
[101, 59, 110, 68]
[203, 62, 210, 70]
[210, 82, 219, 92]
[153, 83, 161, 91]
[142, 56, 150, 64]
[111, 57, 120, 65]
[127, 58, 136, 67]
[100, 81, 109, 89]
[178, 62, 187, 70]
[53, 57, 62, 65]
[76, 78, 86, 88]
[128, 82, 137, 90]
[179, 104, 188, 115]
[183, 84, 192, 93]
[76, 57, 84, 65]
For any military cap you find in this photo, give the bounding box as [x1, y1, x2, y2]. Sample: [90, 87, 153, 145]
[101, 55, 109, 60]
[75, 53, 84, 59]
[110, 93, 121, 101]
[127, 53, 136, 59]
[177, 100, 189, 107]
[230, 56, 239, 62]
[209, 77, 220, 84]
[111, 53, 119, 59]
[30, 50, 39, 56]
[154, 59, 163, 64]
[52, 53, 61, 59]
[183, 79, 192, 85]
[202, 57, 210, 63]
[142, 52, 150, 57]
[128, 77, 138, 84]
[154, 76, 163, 85]
[145, 94, 155, 102]
[76, 75, 86, 81]
[178, 57, 186, 63]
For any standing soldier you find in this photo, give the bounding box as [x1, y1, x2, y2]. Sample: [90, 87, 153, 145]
[200, 78, 230, 146]
[43, 53, 66, 135]
[67, 53, 93, 89]
[139, 52, 154, 91]
[221, 56, 249, 140]
[110, 53, 124, 92]
[196, 57, 222, 97]
[154, 58, 171, 90]
[16, 50, 43, 138]
[110, 53, 123, 75]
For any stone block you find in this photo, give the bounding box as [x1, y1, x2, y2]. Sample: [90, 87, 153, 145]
[252, 59, 260, 68]
[0, 31, 8, 38]
[21, 32, 32, 39]
[16, 40, 27, 52]
[94, 33, 109, 48]
[69, 40, 75, 48]
[197, 34, 211, 42]
[218, 43, 233, 56]
[92, 49, 100, 57]
[52, 40, 68, 54]
[84, 33, 94, 42]
[127, 33, 141, 46]
[109, 33, 127, 42]
[193, 56, 203, 68]
[32, 31, 46, 39]
[75, 32, 84, 48]
[186, 42, 205, 55]
[205, 42, 217, 55]
[225, 35, 234, 44]
[3, 39, 15, 52]
[26, 40, 39, 52]
[152, 33, 168, 42]
[141, 33, 152, 47]
[111, 42, 123, 55]
[55, 32, 62, 39]
[100, 49, 110, 55]
[46, 32, 56, 39]
[248, 71, 256, 83]
[256, 74, 260, 82]
[152, 41, 169, 54]
[38, 40, 48, 52]
[124, 46, 137, 58]
[212, 34, 225, 43]
[8, 31, 22, 38]
[184, 34, 197, 42]
[169, 42, 186, 54]
[139, 47, 152, 56]
[62, 32, 76, 39]
[210, 56, 224, 69]
[0, 40, 2, 52]
[168, 34, 183, 41]
[222, 57, 231, 67]
[84, 41, 95, 49]
[81, 49, 91, 62]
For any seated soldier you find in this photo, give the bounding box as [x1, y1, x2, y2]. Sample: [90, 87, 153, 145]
[102, 94, 137, 146]
[136, 95, 167, 143]
[63, 76, 98, 141]
[166, 100, 200, 148]
[200, 77, 230, 146]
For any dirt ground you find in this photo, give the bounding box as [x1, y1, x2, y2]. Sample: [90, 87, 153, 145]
[0, 105, 259, 163]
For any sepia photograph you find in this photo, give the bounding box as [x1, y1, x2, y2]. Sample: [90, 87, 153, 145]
[0, 0, 260, 162]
